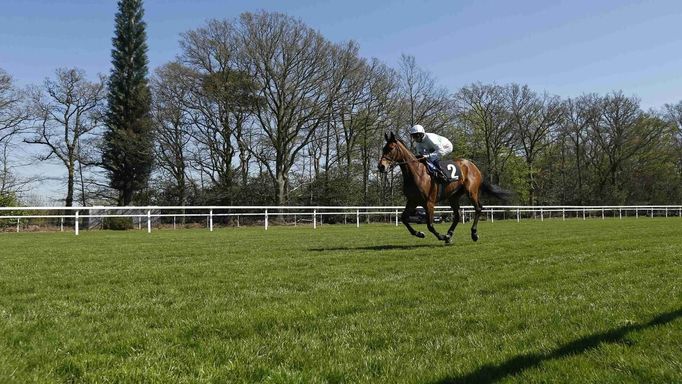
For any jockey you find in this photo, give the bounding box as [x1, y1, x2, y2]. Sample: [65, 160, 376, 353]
[409, 124, 453, 182]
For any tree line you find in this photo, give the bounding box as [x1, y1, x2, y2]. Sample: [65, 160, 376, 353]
[1, 4, 681, 208]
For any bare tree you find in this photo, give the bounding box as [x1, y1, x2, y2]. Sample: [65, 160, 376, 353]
[561, 94, 601, 204]
[508, 84, 564, 205]
[395, 55, 452, 136]
[0, 140, 41, 201]
[177, 19, 260, 204]
[665, 101, 682, 134]
[333, 49, 377, 177]
[326, 43, 359, 168]
[664, 101, 682, 178]
[587, 92, 668, 203]
[454, 83, 513, 184]
[0, 69, 29, 146]
[239, 11, 340, 205]
[151, 62, 194, 205]
[0, 69, 33, 201]
[358, 61, 399, 204]
[310, 41, 367, 203]
[25, 68, 106, 206]
[179, 20, 237, 202]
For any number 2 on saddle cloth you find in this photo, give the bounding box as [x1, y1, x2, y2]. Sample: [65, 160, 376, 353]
[426, 159, 461, 183]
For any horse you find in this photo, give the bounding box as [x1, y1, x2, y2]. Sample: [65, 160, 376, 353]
[377, 131, 511, 244]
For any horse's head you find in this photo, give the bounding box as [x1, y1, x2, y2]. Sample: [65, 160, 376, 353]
[378, 131, 403, 173]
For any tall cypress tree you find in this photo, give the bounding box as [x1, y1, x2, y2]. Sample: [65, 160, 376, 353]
[103, 0, 154, 206]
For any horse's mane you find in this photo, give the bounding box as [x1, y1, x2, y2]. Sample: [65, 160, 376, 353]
[394, 137, 416, 160]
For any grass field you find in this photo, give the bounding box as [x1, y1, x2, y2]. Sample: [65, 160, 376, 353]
[0, 218, 681, 383]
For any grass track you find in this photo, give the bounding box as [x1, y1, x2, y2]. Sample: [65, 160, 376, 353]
[0, 218, 681, 383]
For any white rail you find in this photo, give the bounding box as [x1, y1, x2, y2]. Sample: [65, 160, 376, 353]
[1, 205, 680, 235]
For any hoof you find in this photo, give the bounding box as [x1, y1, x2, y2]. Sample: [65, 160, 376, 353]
[445, 235, 453, 245]
[415, 231, 425, 238]
[471, 232, 479, 242]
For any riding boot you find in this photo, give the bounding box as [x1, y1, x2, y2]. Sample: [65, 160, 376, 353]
[431, 159, 447, 183]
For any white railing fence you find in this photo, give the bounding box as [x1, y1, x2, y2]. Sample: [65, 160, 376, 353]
[0, 205, 681, 235]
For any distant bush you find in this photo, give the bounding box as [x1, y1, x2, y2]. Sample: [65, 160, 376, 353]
[0, 192, 18, 207]
[0, 192, 20, 228]
[103, 217, 133, 230]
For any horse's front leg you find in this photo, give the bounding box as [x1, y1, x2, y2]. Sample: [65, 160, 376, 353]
[425, 203, 447, 242]
[444, 203, 459, 244]
[444, 192, 464, 244]
[402, 203, 425, 238]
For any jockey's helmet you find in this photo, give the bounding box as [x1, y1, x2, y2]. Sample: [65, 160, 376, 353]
[409, 124, 425, 141]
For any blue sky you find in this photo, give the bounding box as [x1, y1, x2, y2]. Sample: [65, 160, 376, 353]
[2, 0, 682, 202]
[2, 0, 682, 108]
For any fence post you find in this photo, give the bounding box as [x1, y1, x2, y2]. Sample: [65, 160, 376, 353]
[16, 218, 20, 233]
[147, 210, 151, 233]
[313, 209, 317, 229]
[61, 217, 64, 232]
[395, 209, 399, 226]
[491, 208, 494, 223]
[619, 209, 622, 219]
[582, 209, 586, 220]
[209, 209, 213, 232]
[75, 210, 79, 236]
[265, 209, 268, 230]
[665, 207, 668, 218]
[562, 208, 565, 221]
[173, 216, 176, 230]
[356, 209, 360, 228]
[636, 208, 639, 218]
[237, 215, 240, 227]
[601, 208, 604, 220]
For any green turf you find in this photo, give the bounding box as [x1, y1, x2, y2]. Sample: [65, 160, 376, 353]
[0, 218, 681, 383]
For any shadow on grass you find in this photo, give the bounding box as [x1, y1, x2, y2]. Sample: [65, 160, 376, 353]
[309, 244, 436, 252]
[435, 308, 682, 384]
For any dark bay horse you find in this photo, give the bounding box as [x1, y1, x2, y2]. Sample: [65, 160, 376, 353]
[378, 132, 511, 244]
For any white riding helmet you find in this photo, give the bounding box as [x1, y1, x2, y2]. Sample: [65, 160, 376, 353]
[409, 124, 425, 135]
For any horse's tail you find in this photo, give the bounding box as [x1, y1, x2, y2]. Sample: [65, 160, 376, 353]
[481, 180, 513, 202]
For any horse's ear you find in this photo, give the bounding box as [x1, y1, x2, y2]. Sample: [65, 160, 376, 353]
[390, 132, 396, 141]
[384, 132, 390, 142]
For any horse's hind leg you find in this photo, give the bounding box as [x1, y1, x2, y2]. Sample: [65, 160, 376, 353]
[425, 202, 447, 242]
[402, 202, 425, 238]
[470, 191, 483, 242]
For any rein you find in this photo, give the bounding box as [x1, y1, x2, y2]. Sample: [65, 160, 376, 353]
[380, 155, 420, 166]
[381, 143, 422, 167]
